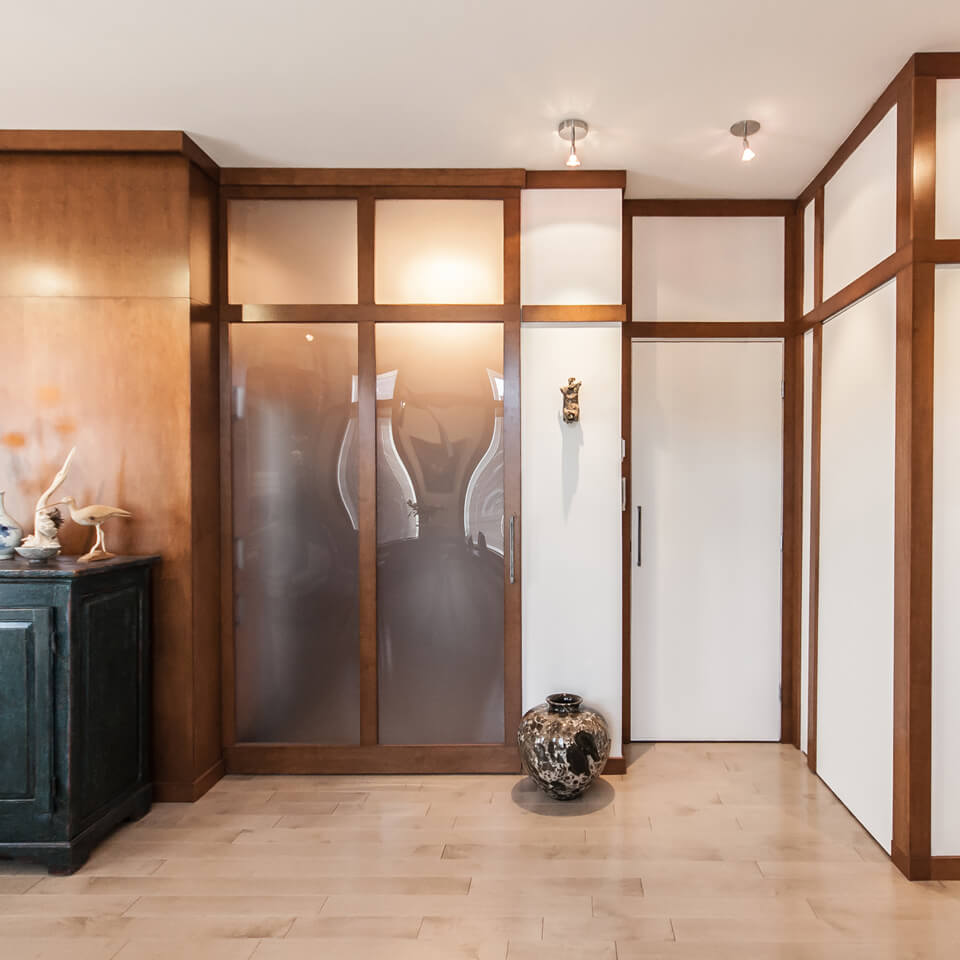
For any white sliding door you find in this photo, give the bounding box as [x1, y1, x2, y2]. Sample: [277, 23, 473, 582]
[630, 340, 783, 741]
[817, 280, 896, 853]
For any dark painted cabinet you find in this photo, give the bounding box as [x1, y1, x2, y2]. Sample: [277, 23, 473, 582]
[0, 555, 157, 873]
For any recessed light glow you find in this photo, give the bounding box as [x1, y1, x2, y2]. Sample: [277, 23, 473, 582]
[305, 333, 315, 342]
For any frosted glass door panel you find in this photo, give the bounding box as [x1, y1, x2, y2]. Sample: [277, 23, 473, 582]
[630, 340, 783, 741]
[818, 281, 896, 853]
[232, 323, 360, 743]
[376, 323, 505, 744]
[375, 200, 504, 304]
[632, 217, 784, 323]
[937, 80, 960, 239]
[228, 200, 359, 305]
[822, 107, 897, 299]
[933, 265, 960, 855]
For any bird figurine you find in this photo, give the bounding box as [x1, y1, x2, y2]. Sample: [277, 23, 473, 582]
[55, 496, 132, 563]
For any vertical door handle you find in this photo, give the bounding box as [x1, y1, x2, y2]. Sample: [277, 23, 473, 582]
[509, 515, 516, 584]
[636, 506, 642, 567]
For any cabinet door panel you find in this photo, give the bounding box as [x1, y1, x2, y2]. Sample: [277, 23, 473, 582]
[0, 608, 53, 819]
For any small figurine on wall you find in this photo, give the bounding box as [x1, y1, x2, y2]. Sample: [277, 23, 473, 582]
[560, 377, 582, 424]
[56, 497, 132, 563]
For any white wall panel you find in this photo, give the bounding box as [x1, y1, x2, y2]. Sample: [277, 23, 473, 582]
[933, 264, 960, 856]
[818, 280, 896, 853]
[803, 201, 815, 315]
[632, 217, 784, 323]
[375, 199, 503, 304]
[521, 189, 622, 305]
[630, 340, 783, 741]
[521, 324, 622, 754]
[937, 80, 960, 239]
[801, 328, 813, 754]
[823, 107, 897, 300]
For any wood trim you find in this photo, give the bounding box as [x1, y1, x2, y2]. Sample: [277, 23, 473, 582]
[521, 305, 626, 324]
[238, 304, 520, 323]
[915, 52, 960, 77]
[915, 238, 960, 263]
[154, 758, 226, 803]
[624, 199, 793, 218]
[781, 212, 804, 746]
[503, 193, 521, 305]
[218, 197, 238, 752]
[621, 207, 633, 744]
[625, 322, 787, 339]
[222, 185, 369, 200]
[892, 261, 935, 881]
[524, 170, 626, 190]
[930, 857, 960, 880]
[357, 191, 375, 304]
[799, 245, 911, 331]
[0, 129, 219, 180]
[220, 168, 526, 188]
[503, 310, 522, 741]
[225, 743, 522, 775]
[813, 188, 825, 308]
[797, 56, 914, 206]
[807, 325, 823, 773]
[357, 318, 378, 745]
[604, 757, 627, 775]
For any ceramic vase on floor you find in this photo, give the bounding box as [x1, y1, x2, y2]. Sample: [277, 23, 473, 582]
[517, 693, 610, 800]
[0, 492, 24, 559]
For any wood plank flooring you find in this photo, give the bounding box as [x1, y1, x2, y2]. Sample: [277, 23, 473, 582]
[1, 743, 959, 958]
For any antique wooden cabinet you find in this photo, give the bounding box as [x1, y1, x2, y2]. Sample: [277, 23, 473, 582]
[0, 556, 157, 873]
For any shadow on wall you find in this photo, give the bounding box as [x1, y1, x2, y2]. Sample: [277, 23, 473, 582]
[560, 411, 583, 519]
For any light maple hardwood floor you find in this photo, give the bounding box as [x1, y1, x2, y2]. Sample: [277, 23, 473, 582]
[1, 742, 959, 959]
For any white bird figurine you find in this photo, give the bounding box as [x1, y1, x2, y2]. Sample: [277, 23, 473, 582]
[56, 496, 132, 563]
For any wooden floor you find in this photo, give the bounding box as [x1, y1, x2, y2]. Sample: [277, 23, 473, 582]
[2, 743, 960, 958]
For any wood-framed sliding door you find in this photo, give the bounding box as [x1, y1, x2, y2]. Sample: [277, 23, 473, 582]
[218, 176, 523, 773]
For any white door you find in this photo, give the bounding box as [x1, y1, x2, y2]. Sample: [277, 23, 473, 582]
[630, 340, 783, 741]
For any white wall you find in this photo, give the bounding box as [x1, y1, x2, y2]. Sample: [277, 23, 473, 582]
[817, 280, 897, 853]
[937, 80, 960, 240]
[632, 216, 784, 323]
[801, 328, 813, 754]
[803, 201, 815, 315]
[823, 107, 897, 300]
[521, 323, 623, 754]
[521, 189, 622, 305]
[932, 264, 960, 856]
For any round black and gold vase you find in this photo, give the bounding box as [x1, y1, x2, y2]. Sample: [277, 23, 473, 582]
[517, 693, 610, 800]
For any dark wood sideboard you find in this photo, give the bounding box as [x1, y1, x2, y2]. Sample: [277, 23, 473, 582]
[0, 555, 158, 873]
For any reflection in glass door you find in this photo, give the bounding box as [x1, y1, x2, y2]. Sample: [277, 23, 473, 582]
[231, 323, 360, 743]
[375, 324, 506, 744]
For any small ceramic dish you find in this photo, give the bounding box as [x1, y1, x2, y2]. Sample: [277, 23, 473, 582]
[15, 545, 61, 564]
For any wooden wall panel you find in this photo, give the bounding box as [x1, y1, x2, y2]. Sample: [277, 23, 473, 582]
[0, 154, 189, 299]
[0, 151, 222, 801]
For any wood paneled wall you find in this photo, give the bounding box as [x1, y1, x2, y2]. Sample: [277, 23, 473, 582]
[0, 145, 221, 801]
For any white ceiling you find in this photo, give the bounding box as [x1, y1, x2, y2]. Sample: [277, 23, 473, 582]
[3, 1, 960, 198]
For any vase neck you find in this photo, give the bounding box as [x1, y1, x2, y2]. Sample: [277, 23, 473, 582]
[546, 693, 582, 715]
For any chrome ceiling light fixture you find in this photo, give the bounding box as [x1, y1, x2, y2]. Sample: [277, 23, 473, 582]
[730, 120, 760, 162]
[559, 118, 589, 168]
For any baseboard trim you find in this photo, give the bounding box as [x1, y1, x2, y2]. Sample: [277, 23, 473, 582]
[931, 856, 960, 880]
[605, 757, 626, 775]
[154, 758, 225, 803]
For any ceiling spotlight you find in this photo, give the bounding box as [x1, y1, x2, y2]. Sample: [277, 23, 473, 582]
[559, 118, 589, 168]
[730, 120, 760, 162]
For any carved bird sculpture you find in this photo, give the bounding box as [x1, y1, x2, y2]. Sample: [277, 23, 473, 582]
[57, 496, 132, 563]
